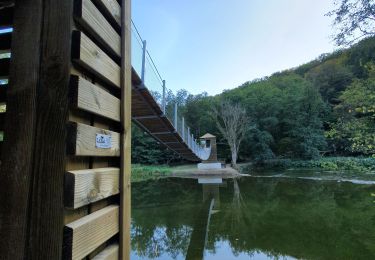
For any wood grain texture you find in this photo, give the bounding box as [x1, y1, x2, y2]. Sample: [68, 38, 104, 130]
[63, 205, 119, 260]
[0, 0, 73, 258]
[120, 0, 132, 259]
[67, 122, 120, 156]
[74, 0, 120, 57]
[26, 0, 73, 258]
[65, 167, 119, 209]
[70, 75, 120, 121]
[92, 244, 119, 260]
[0, 0, 42, 258]
[72, 31, 120, 88]
[92, 0, 120, 27]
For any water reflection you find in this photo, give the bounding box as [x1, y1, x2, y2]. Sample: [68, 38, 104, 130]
[131, 176, 375, 260]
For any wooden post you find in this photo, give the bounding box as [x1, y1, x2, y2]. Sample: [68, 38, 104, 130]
[120, 0, 132, 259]
[0, 0, 73, 258]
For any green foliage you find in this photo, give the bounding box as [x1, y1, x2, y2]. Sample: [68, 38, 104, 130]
[327, 64, 375, 156]
[131, 164, 172, 182]
[243, 157, 375, 173]
[131, 124, 181, 165]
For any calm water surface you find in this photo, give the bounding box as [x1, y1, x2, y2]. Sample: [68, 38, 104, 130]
[131, 173, 375, 260]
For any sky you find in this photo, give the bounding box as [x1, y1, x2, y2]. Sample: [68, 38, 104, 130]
[132, 0, 338, 96]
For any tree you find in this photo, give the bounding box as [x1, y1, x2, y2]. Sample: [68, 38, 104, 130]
[327, 0, 375, 46]
[326, 64, 375, 155]
[212, 101, 251, 166]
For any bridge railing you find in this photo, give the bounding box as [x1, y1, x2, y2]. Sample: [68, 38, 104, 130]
[131, 21, 210, 160]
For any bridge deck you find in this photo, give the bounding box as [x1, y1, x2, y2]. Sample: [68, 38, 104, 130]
[131, 69, 201, 162]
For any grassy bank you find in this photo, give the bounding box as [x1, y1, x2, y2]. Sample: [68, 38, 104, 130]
[131, 164, 172, 182]
[239, 157, 375, 174]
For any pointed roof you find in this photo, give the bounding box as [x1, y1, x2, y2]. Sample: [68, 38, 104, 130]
[200, 133, 216, 139]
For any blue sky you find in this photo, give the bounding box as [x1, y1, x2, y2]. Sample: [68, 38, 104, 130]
[132, 0, 337, 95]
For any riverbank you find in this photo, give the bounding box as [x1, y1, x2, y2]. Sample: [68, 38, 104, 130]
[131, 164, 242, 182]
[238, 157, 375, 178]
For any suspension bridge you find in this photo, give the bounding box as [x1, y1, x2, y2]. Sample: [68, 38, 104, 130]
[131, 21, 211, 162]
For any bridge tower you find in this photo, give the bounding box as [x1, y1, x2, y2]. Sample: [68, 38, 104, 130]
[197, 133, 223, 169]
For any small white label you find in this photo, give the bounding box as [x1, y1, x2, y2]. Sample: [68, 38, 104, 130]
[96, 133, 112, 149]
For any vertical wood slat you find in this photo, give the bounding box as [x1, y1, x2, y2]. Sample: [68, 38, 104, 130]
[120, 0, 132, 259]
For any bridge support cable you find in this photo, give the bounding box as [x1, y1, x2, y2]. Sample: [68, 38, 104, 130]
[131, 20, 211, 161]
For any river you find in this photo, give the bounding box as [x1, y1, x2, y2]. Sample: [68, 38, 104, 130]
[130, 171, 375, 259]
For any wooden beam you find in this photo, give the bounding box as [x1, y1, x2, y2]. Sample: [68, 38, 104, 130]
[0, 0, 43, 258]
[65, 167, 120, 209]
[92, 244, 119, 260]
[72, 30, 120, 88]
[0, 0, 73, 258]
[92, 0, 120, 28]
[70, 75, 120, 122]
[67, 122, 120, 157]
[63, 205, 119, 260]
[120, 0, 132, 259]
[74, 0, 120, 57]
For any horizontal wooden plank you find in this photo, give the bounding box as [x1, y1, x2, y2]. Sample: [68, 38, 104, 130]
[72, 31, 120, 88]
[0, 31, 11, 51]
[65, 167, 119, 209]
[0, 58, 10, 77]
[74, 0, 120, 57]
[92, 244, 119, 260]
[92, 0, 120, 27]
[67, 122, 120, 156]
[63, 205, 119, 260]
[0, 6, 13, 27]
[70, 75, 120, 122]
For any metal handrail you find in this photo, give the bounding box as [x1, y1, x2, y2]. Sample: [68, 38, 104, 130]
[131, 20, 210, 160]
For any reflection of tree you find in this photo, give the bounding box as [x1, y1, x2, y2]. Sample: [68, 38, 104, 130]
[131, 177, 375, 259]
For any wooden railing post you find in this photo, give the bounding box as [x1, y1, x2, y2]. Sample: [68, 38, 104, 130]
[120, 0, 132, 258]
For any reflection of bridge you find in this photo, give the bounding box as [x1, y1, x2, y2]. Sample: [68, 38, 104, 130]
[131, 22, 210, 162]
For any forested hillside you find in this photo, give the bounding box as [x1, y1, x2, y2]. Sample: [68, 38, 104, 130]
[133, 36, 375, 164]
